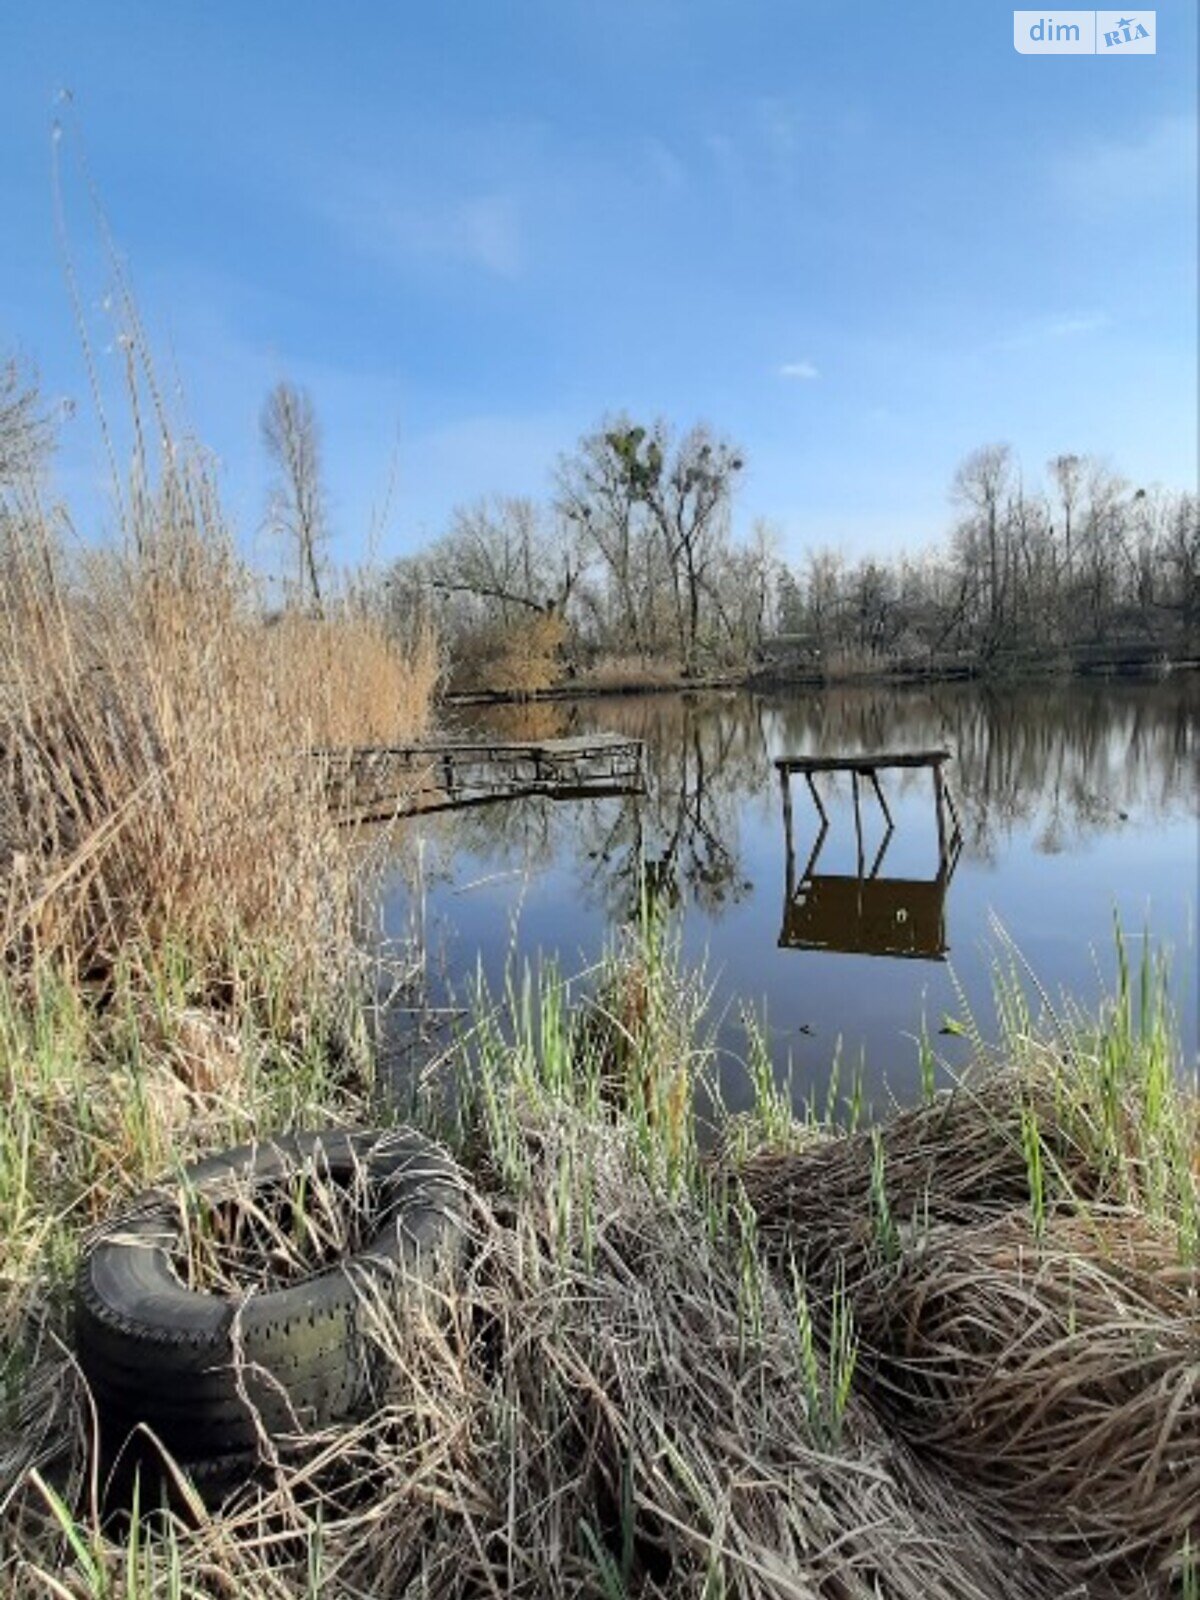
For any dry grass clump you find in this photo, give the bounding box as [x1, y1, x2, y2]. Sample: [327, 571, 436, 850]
[579, 653, 687, 691]
[173, 1154, 382, 1297]
[737, 1070, 1075, 1274]
[817, 646, 908, 682]
[451, 611, 568, 696]
[846, 1209, 1198, 1586]
[737, 990, 1200, 1596]
[326, 1107, 1048, 1600]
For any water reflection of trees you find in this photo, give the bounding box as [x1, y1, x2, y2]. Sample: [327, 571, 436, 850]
[576, 693, 770, 919]
[761, 678, 1197, 864]
[430, 693, 769, 920]
[406, 677, 1196, 919]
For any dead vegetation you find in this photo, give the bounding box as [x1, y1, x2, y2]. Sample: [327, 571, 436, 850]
[1, 924, 1195, 1599]
[740, 1073, 1199, 1593]
[0, 407, 436, 1006]
[172, 1159, 384, 1298]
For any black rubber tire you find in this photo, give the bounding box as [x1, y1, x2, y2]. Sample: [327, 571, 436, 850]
[75, 1127, 464, 1462]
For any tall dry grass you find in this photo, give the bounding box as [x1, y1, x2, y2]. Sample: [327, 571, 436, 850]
[579, 652, 688, 691]
[0, 438, 436, 1007]
[0, 351, 439, 1554]
[268, 610, 438, 749]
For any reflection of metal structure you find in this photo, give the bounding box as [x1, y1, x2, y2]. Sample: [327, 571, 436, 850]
[322, 735, 645, 824]
[777, 749, 962, 961]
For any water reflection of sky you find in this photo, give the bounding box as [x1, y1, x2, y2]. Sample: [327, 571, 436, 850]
[379, 678, 1198, 1116]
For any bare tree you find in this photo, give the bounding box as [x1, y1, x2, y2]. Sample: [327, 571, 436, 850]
[0, 357, 51, 486]
[558, 420, 743, 671]
[1162, 492, 1200, 641]
[400, 497, 586, 690]
[1049, 453, 1084, 588]
[262, 381, 327, 613]
[952, 444, 1014, 647]
[651, 425, 743, 673]
[557, 422, 649, 653]
[803, 548, 845, 652]
[425, 497, 583, 621]
[1077, 461, 1128, 638]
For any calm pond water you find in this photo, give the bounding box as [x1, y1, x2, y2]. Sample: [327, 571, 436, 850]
[380, 676, 1198, 1118]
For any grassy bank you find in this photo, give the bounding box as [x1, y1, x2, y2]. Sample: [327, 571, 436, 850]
[0, 911, 1195, 1598]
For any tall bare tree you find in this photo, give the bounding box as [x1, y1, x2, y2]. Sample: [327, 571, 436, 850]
[262, 380, 327, 613]
[1049, 453, 1084, 587]
[558, 419, 744, 671]
[952, 443, 1014, 647]
[646, 425, 743, 673]
[557, 420, 661, 655]
[1078, 461, 1127, 638]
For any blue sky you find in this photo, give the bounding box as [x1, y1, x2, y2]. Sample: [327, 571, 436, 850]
[1, 2, 1195, 572]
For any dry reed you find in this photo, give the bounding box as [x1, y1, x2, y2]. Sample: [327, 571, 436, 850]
[0, 444, 436, 1008]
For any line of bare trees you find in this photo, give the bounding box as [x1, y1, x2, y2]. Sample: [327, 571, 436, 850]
[390, 419, 1197, 688]
[7, 352, 1193, 687]
[777, 445, 1198, 672]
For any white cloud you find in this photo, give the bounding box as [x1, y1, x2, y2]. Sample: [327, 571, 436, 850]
[1053, 112, 1197, 219]
[997, 311, 1111, 350]
[1044, 312, 1109, 339]
[779, 360, 820, 380]
[322, 177, 525, 278]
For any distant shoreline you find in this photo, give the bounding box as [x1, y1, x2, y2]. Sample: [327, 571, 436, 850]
[446, 645, 1200, 706]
